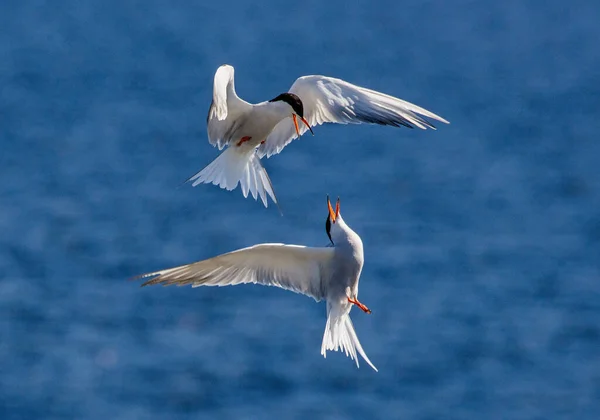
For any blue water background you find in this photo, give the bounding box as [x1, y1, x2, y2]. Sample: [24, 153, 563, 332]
[1, 0, 600, 418]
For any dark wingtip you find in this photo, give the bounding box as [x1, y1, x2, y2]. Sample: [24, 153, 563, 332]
[140, 275, 162, 287]
[129, 272, 160, 287]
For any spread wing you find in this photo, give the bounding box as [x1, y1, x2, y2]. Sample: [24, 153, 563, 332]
[135, 244, 335, 302]
[257, 75, 449, 158]
[206, 64, 253, 149]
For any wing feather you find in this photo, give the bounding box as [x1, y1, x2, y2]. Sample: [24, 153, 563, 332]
[134, 244, 335, 301]
[258, 75, 449, 158]
[207, 65, 253, 149]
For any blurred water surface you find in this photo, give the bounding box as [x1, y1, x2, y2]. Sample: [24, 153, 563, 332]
[1, 0, 600, 419]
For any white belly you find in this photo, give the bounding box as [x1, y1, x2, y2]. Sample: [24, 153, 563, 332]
[230, 104, 291, 149]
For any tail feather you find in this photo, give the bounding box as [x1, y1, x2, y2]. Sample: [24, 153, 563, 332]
[321, 304, 378, 371]
[187, 147, 277, 207]
[249, 162, 259, 200]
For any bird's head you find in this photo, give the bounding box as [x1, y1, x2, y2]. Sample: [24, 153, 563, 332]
[325, 195, 343, 245]
[269, 93, 314, 137]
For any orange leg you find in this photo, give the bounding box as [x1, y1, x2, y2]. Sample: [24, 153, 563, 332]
[348, 297, 372, 314]
[237, 136, 252, 146]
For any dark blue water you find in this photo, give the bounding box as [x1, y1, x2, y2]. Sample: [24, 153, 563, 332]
[2, 0, 600, 418]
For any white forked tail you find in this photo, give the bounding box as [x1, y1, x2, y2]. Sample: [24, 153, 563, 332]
[321, 303, 378, 371]
[187, 147, 278, 207]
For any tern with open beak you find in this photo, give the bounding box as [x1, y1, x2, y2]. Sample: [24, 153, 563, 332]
[186, 64, 449, 207]
[134, 196, 378, 371]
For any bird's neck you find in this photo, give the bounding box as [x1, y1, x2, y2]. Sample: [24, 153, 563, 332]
[258, 101, 292, 120]
[333, 218, 364, 259]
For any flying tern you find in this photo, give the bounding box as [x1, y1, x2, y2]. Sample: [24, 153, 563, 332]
[186, 64, 449, 207]
[134, 196, 378, 371]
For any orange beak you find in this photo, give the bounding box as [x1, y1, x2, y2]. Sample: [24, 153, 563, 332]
[327, 196, 336, 223]
[301, 116, 314, 135]
[327, 196, 340, 223]
[292, 114, 314, 137]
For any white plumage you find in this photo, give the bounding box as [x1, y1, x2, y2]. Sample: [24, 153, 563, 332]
[187, 64, 449, 206]
[135, 197, 378, 371]
[259, 75, 448, 158]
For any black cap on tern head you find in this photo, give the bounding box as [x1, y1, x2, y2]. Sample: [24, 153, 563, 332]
[269, 93, 305, 118]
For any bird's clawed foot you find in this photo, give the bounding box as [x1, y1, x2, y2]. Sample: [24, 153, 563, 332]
[237, 136, 252, 146]
[348, 297, 371, 314]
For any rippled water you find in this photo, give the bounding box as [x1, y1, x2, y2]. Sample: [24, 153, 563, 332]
[1, 0, 599, 418]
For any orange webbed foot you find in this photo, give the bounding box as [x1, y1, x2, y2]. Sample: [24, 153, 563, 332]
[236, 136, 252, 146]
[348, 297, 372, 314]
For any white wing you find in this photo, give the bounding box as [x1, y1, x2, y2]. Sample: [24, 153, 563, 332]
[258, 75, 449, 158]
[135, 244, 335, 301]
[206, 64, 253, 150]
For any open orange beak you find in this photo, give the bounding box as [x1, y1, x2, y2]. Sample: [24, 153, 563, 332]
[327, 196, 340, 223]
[292, 114, 314, 137]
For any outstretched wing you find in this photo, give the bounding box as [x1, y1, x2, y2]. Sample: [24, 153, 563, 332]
[207, 64, 253, 149]
[135, 244, 335, 302]
[258, 75, 449, 158]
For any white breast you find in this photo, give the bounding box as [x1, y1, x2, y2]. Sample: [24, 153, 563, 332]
[234, 102, 292, 148]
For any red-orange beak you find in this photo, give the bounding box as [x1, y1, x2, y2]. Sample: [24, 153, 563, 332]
[292, 114, 314, 137]
[300, 116, 314, 135]
[327, 196, 340, 223]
